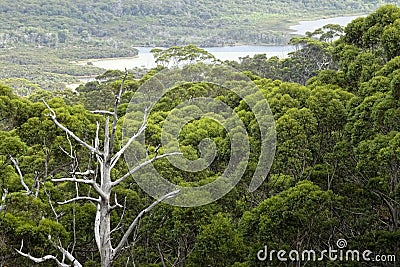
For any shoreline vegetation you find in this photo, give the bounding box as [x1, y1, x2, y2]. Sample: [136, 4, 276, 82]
[68, 14, 366, 76]
[0, 0, 390, 90]
[72, 55, 140, 66]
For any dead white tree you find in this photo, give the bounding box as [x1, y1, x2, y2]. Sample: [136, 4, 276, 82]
[0, 188, 7, 213]
[9, 155, 35, 195]
[16, 72, 180, 266]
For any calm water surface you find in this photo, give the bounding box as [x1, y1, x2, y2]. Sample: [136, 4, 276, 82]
[78, 15, 362, 72]
[83, 45, 295, 70]
[289, 15, 363, 35]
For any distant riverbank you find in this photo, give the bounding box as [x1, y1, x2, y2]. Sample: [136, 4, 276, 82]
[289, 15, 365, 35]
[71, 15, 362, 74]
[76, 45, 295, 70]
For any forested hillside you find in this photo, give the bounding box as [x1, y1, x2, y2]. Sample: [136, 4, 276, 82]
[0, 0, 398, 48]
[1, 4, 400, 267]
[1, 0, 399, 90]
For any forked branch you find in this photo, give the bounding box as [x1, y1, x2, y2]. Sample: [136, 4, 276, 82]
[110, 70, 128, 156]
[51, 177, 107, 200]
[58, 196, 100, 205]
[43, 100, 102, 156]
[9, 155, 31, 195]
[16, 239, 82, 267]
[113, 189, 180, 257]
[110, 107, 149, 168]
[111, 152, 181, 187]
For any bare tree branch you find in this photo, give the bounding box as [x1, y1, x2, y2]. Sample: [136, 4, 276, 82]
[110, 107, 149, 168]
[94, 122, 103, 166]
[95, 122, 100, 151]
[0, 188, 8, 212]
[16, 240, 67, 267]
[58, 196, 100, 205]
[1, 188, 7, 202]
[52, 177, 96, 185]
[157, 243, 167, 267]
[111, 152, 181, 187]
[56, 242, 83, 267]
[371, 190, 400, 229]
[44, 187, 64, 222]
[92, 183, 108, 200]
[58, 133, 74, 159]
[113, 189, 180, 258]
[91, 110, 114, 116]
[110, 196, 127, 234]
[51, 178, 107, 200]
[94, 204, 101, 253]
[33, 172, 41, 198]
[72, 170, 95, 176]
[109, 70, 128, 157]
[9, 155, 31, 195]
[110, 193, 123, 210]
[59, 146, 75, 159]
[104, 116, 111, 164]
[43, 100, 102, 156]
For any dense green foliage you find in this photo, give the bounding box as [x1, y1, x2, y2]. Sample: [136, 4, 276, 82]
[0, 0, 396, 48]
[1, 5, 400, 267]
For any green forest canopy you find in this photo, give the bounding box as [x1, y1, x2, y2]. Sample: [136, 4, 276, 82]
[0, 4, 400, 267]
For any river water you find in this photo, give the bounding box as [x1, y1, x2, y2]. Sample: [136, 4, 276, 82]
[77, 15, 362, 72]
[289, 15, 363, 35]
[83, 45, 295, 70]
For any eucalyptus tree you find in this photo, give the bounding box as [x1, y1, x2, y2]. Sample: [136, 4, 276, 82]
[151, 45, 217, 67]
